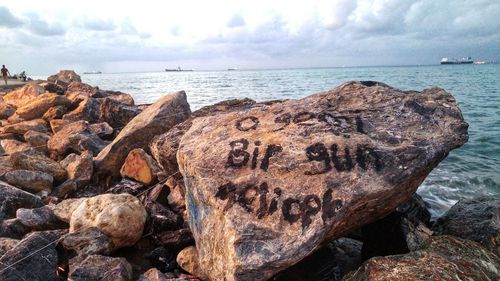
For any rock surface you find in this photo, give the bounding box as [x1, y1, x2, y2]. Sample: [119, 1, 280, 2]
[69, 193, 147, 249]
[68, 254, 133, 281]
[0, 237, 19, 257]
[0, 230, 66, 281]
[47, 120, 105, 158]
[50, 198, 86, 222]
[176, 246, 208, 280]
[15, 206, 66, 231]
[94, 91, 191, 177]
[120, 148, 161, 185]
[60, 227, 113, 255]
[433, 196, 499, 255]
[47, 70, 81, 84]
[10, 151, 67, 182]
[4, 169, 54, 193]
[15, 93, 71, 120]
[60, 151, 93, 188]
[1, 119, 49, 135]
[0, 102, 15, 119]
[176, 82, 468, 280]
[344, 235, 500, 281]
[2, 83, 44, 107]
[0, 180, 43, 219]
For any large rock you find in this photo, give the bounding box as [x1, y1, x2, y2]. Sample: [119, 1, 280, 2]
[99, 97, 142, 128]
[344, 235, 499, 281]
[4, 169, 54, 193]
[47, 70, 81, 84]
[47, 120, 105, 158]
[62, 97, 102, 123]
[2, 82, 44, 107]
[0, 102, 16, 119]
[50, 197, 86, 222]
[120, 148, 162, 185]
[94, 91, 191, 177]
[0, 139, 36, 155]
[15, 206, 67, 231]
[10, 151, 67, 182]
[176, 82, 469, 281]
[69, 193, 147, 249]
[89, 122, 114, 138]
[0, 230, 65, 281]
[433, 196, 499, 255]
[60, 227, 113, 255]
[177, 246, 208, 280]
[15, 93, 71, 120]
[1, 119, 49, 135]
[0, 180, 43, 219]
[42, 105, 67, 121]
[68, 254, 133, 281]
[24, 130, 51, 153]
[60, 151, 93, 188]
[65, 81, 97, 98]
[0, 156, 13, 176]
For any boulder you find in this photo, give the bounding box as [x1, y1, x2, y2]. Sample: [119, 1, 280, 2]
[1, 118, 49, 135]
[150, 98, 255, 175]
[94, 91, 191, 178]
[0, 238, 19, 257]
[23, 130, 51, 153]
[0, 102, 15, 119]
[63, 97, 102, 123]
[69, 193, 147, 249]
[2, 82, 44, 107]
[15, 93, 71, 120]
[177, 246, 208, 280]
[344, 235, 499, 281]
[47, 120, 105, 158]
[10, 151, 67, 182]
[50, 197, 86, 222]
[99, 97, 142, 128]
[15, 206, 67, 231]
[0, 139, 36, 155]
[40, 81, 65, 94]
[138, 268, 171, 281]
[52, 179, 78, 198]
[49, 119, 71, 133]
[68, 255, 133, 281]
[0, 180, 43, 219]
[42, 105, 67, 121]
[433, 196, 499, 255]
[120, 148, 162, 185]
[0, 156, 13, 176]
[60, 227, 113, 255]
[0, 230, 66, 281]
[176, 82, 468, 280]
[89, 122, 114, 138]
[97, 89, 135, 105]
[47, 70, 81, 84]
[65, 81, 97, 97]
[60, 151, 93, 188]
[4, 169, 53, 193]
[0, 218, 29, 239]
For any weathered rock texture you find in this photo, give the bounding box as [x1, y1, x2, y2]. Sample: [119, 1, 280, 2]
[4, 169, 53, 193]
[95, 91, 191, 177]
[2, 83, 44, 107]
[120, 148, 161, 185]
[68, 254, 133, 281]
[15, 93, 71, 120]
[10, 151, 67, 182]
[0, 180, 43, 219]
[69, 193, 147, 249]
[344, 235, 499, 281]
[176, 81, 469, 281]
[433, 196, 499, 255]
[47, 70, 81, 84]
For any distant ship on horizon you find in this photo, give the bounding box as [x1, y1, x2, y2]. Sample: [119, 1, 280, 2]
[440, 57, 473, 65]
[83, 71, 102, 74]
[165, 66, 193, 72]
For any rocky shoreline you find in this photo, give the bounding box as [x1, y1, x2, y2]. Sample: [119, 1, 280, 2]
[0, 70, 498, 281]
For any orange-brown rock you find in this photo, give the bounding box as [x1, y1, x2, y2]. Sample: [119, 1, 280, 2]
[2, 83, 44, 107]
[47, 70, 81, 84]
[1, 119, 49, 135]
[69, 193, 147, 249]
[176, 81, 469, 281]
[94, 91, 191, 178]
[176, 246, 208, 280]
[344, 236, 499, 281]
[15, 93, 71, 120]
[120, 148, 161, 185]
[0, 102, 15, 119]
[10, 151, 67, 182]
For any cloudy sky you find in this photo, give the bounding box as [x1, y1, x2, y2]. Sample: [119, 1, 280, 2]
[1, 0, 499, 74]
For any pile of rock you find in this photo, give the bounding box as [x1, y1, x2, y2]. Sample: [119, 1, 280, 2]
[0, 71, 497, 281]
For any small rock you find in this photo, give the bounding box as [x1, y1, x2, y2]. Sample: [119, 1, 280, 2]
[49, 118, 71, 133]
[16, 205, 67, 231]
[15, 93, 71, 120]
[24, 130, 51, 153]
[1, 118, 49, 135]
[60, 151, 93, 188]
[138, 268, 170, 281]
[68, 254, 133, 281]
[97, 89, 135, 105]
[10, 151, 67, 182]
[41, 81, 65, 94]
[42, 105, 67, 121]
[60, 227, 113, 255]
[145, 247, 178, 272]
[4, 169, 53, 193]
[1, 139, 36, 154]
[94, 91, 191, 178]
[344, 236, 500, 281]
[120, 148, 162, 185]
[0, 218, 29, 239]
[0, 180, 43, 219]
[50, 198, 86, 222]
[47, 120, 105, 158]
[0, 238, 19, 257]
[89, 122, 114, 138]
[0, 156, 13, 176]
[47, 70, 81, 84]
[65, 81, 97, 98]
[2, 82, 44, 107]
[154, 228, 194, 249]
[144, 200, 183, 233]
[433, 196, 499, 255]
[99, 97, 142, 128]
[0, 230, 66, 281]
[69, 193, 147, 249]
[0, 102, 15, 119]
[176, 246, 207, 280]
[63, 97, 102, 123]
[51, 179, 78, 198]
[107, 178, 146, 196]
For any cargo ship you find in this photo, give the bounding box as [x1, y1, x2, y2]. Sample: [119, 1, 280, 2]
[165, 66, 193, 72]
[440, 57, 473, 65]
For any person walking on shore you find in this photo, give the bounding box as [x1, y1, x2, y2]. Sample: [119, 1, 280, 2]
[1, 65, 11, 85]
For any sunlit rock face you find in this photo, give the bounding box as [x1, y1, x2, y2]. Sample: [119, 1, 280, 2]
[177, 81, 468, 281]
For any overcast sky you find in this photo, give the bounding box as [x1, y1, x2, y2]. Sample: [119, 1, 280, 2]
[1, 0, 499, 74]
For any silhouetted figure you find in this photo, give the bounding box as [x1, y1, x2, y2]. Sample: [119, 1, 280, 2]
[1, 65, 11, 85]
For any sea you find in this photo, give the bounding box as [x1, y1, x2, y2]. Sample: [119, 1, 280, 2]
[38, 65, 500, 218]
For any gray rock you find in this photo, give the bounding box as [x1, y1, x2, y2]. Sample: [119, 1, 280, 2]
[68, 254, 133, 281]
[0, 102, 15, 119]
[63, 97, 102, 123]
[433, 196, 500, 255]
[99, 98, 142, 128]
[9, 151, 67, 182]
[89, 122, 114, 138]
[94, 91, 191, 178]
[0, 180, 43, 220]
[4, 169, 53, 193]
[0, 238, 19, 257]
[0, 219, 29, 239]
[60, 227, 113, 255]
[24, 130, 51, 153]
[16, 205, 67, 231]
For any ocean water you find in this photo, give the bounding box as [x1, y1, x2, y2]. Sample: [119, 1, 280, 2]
[55, 65, 500, 218]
